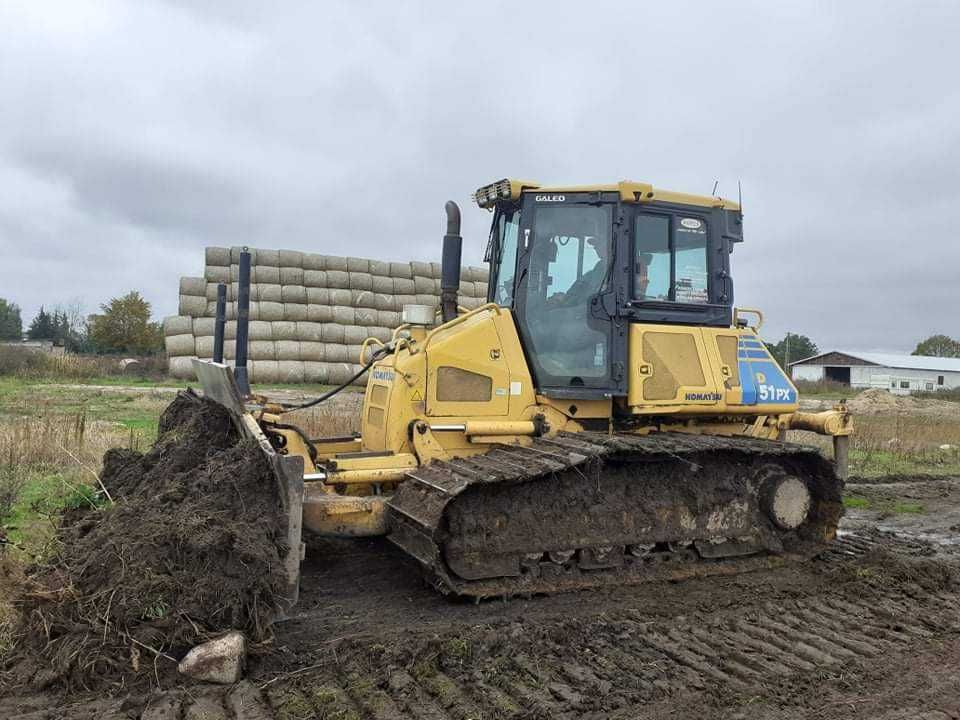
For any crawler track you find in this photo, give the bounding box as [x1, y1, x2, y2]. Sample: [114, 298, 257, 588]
[388, 431, 844, 597]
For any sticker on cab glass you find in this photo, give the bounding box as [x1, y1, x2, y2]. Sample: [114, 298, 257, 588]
[678, 218, 705, 234]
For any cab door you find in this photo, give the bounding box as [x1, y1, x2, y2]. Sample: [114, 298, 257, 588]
[627, 323, 723, 409]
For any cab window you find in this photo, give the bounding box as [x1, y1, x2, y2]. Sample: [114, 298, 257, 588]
[634, 213, 708, 304]
[487, 209, 520, 306]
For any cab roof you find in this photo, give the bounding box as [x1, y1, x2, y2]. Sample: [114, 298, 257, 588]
[472, 178, 741, 212]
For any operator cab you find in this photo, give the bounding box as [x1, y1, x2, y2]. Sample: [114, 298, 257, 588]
[478, 179, 743, 399]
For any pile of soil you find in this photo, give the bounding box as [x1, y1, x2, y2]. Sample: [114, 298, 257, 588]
[847, 387, 960, 417]
[3, 391, 289, 692]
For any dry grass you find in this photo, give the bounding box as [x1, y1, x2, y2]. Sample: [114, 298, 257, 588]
[0, 346, 167, 381]
[282, 394, 363, 439]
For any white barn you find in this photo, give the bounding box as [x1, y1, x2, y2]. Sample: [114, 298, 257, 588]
[789, 351, 960, 395]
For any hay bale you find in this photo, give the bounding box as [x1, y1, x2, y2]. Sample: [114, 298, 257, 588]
[343, 326, 368, 345]
[276, 360, 305, 383]
[224, 321, 238, 340]
[323, 255, 348, 272]
[329, 363, 363, 386]
[179, 295, 208, 317]
[222, 340, 237, 360]
[279, 249, 304, 268]
[229, 247, 256, 264]
[195, 335, 215, 358]
[321, 324, 345, 344]
[352, 290, 376, 309]
[332, 306, 355, 325]
[389, 261, 413, 279]
[300, 342, 325, 361]
[414, 276, 435, 294]
[205, 283, 233, 301]
[326, 270, 349, 289]
[206, 247, 232, 267]
[180, 277, 207, 297]
[330, 288, 352, 307]
[369, 259, 389, 277]
[257, 249, 280, 267]
[347, 257, 370, 273]
[164, 315, 193, 336]
[377, 310, 400, 328]
[411, 261, 432, 278]
[256, 284, 282, 303]
[461, 296, 483, 310]
[296, 322, 323, 342]
[271, 321, 298, 340]
[307, 304, 333, 323]
[371, 275, 394, 294]
[281, 285, 307, 304]
[205, 266, 231, 284]
[374, 293, 396, 311]
[477, 281, 488, 297]
[283, 303, 308, 321]
[396, 294, 418, 307]
[303, 361, 329, 384]
[415, 294, 438, 306]
[259, 302, 284, 321]
[168, 355, 198, 379]
[371, 326, 392, 343]
[430, 262, 442, 277]
[249, 340, 276, 361]
[302, 253, 325, 271]
[348, 272, 372, 291]
[280, 267, 304, 286]
[247, 320, 272, 340]
[306, 287, 330, 305]
[252, 266, 281, 285]
[250, 360, 279, 384]
[465, 266, 487, 283]
[275, 340, 301, 360]
[394, 278, 415, 295]
[193, 317, 216, 336]
[355, 308, 378, 327]
[303, 270, 326, 288]
[324, 344, 351, 363]
[166, 334, 196, 356]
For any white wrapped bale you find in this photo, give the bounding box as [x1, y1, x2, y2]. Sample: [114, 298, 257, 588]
[374, 293, 396, 311]
[271, 321, 298, 340]
[164, 315, 193, 336]
[252, 266, 281, 285]
[389, 261, 413, 279]
[324, 344, 351, 363]
[281, 285, 307, 304]
[206, 247, 232, 267]
[279, 249, 304, 268]
[249, 340, 276, 360]
[306, 287, 329, 305]
[303, 361, 329, 384]
[369, 260, 389, 277]
[168, 355, 198, 380]
[465, 266, 487, 283]
[179, 295, 208, 317]
[166, 334, 196, 356]
[396, 294, 418, 307]
[476, 281, 488, 297]
[256, 284, 282, 303]
[343, 326, 368, 345]
[277, 360, 305, 383]
[247, 321, 272, 340]
[371, 326, 392, 343]
[461, 296, 483, 310]
[302, 253, 325, 271]
[280, 267, 304, 286]
[329, 363, 363, 386]
[259, 302, 284, 321]
[415, 294, 438, 306]
[371, 275, 394, 294]
[354, 308, 377, 327]
[224, 320, 238, 340]
[283, 303, 308, 321]
[250, 360, 279, 384]
[307, 304, 333, 322]
[348, 272, 372, 291]
[414, 276, 436, 294]
[275, 340, 301, 360]
[303, 270, 326, 288]
[222, 340, 237, 360]
[322, 323, 345, 344]
[430, 262, 442, 277]
[257, 249, 280, 267]
[301, 341, 325, 361]
[245, 301, 260, 320]
[345, 257, 368, 273]
[180, 277, 207, 297]
[296, 322, 323, 342]
[326, 270, 349, 289]
[193, 317, 216, 336]
[205, 283, 233, 301]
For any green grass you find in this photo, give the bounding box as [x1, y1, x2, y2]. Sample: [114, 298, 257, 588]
[850, 447, 960, 479]
[843, 495, 870, 509]
[842, 493, 926, 515]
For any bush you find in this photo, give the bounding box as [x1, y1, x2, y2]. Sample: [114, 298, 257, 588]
[0, 346, 169, 381]
[0, 346, 48, 376]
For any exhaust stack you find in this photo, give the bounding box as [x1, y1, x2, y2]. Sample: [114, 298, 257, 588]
[440, 201, 462, 323]
[234, 248, 252, 395]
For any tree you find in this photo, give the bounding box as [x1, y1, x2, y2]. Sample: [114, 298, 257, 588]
[769, 333, 819, 370]
[912, 334, 960, 358]
[27, 306, 55, 341]
[89, 291, 165, 355]
[0, 298, 22, 340]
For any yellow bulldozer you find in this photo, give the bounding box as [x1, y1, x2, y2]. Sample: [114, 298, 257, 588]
[193, 178, 852, 604]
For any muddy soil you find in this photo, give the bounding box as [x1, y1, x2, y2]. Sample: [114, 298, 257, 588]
[5, 472, 960, 718]
[1, 391, 290, 693]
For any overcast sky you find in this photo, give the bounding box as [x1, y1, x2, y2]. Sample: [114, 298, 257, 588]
[1, 1, 957, 352]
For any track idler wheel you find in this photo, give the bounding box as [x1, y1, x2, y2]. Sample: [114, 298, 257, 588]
[761, 471, 812, 530]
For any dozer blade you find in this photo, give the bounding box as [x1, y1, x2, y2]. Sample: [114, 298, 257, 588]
[387, 431, 844, 598]
[191, 360, 305, 612]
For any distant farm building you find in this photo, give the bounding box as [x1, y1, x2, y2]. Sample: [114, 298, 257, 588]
[789, 351, 960, 395]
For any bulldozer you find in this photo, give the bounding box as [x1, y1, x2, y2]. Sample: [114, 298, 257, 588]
[193, 179, 852, 604]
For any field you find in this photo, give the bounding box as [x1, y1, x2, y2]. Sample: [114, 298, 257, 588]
[2, 378, 960, 719]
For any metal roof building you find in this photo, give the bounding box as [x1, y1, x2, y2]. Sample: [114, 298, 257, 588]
[789, 351, 960, 395]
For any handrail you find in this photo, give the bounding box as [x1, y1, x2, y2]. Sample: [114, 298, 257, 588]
[421, 303, 502, 353]
[734, 306, 764, 332]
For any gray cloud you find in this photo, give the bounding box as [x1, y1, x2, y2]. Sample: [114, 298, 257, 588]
[1, 1, 958, 354]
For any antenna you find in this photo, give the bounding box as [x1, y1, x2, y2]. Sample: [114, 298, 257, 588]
[738, 180, 743, 210]
[711, 179, 719, 196]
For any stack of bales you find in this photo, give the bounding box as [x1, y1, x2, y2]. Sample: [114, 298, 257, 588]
[164, 247, 488, 385]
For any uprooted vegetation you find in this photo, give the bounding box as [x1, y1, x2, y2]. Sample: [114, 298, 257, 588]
[1, 391, 290, 693]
